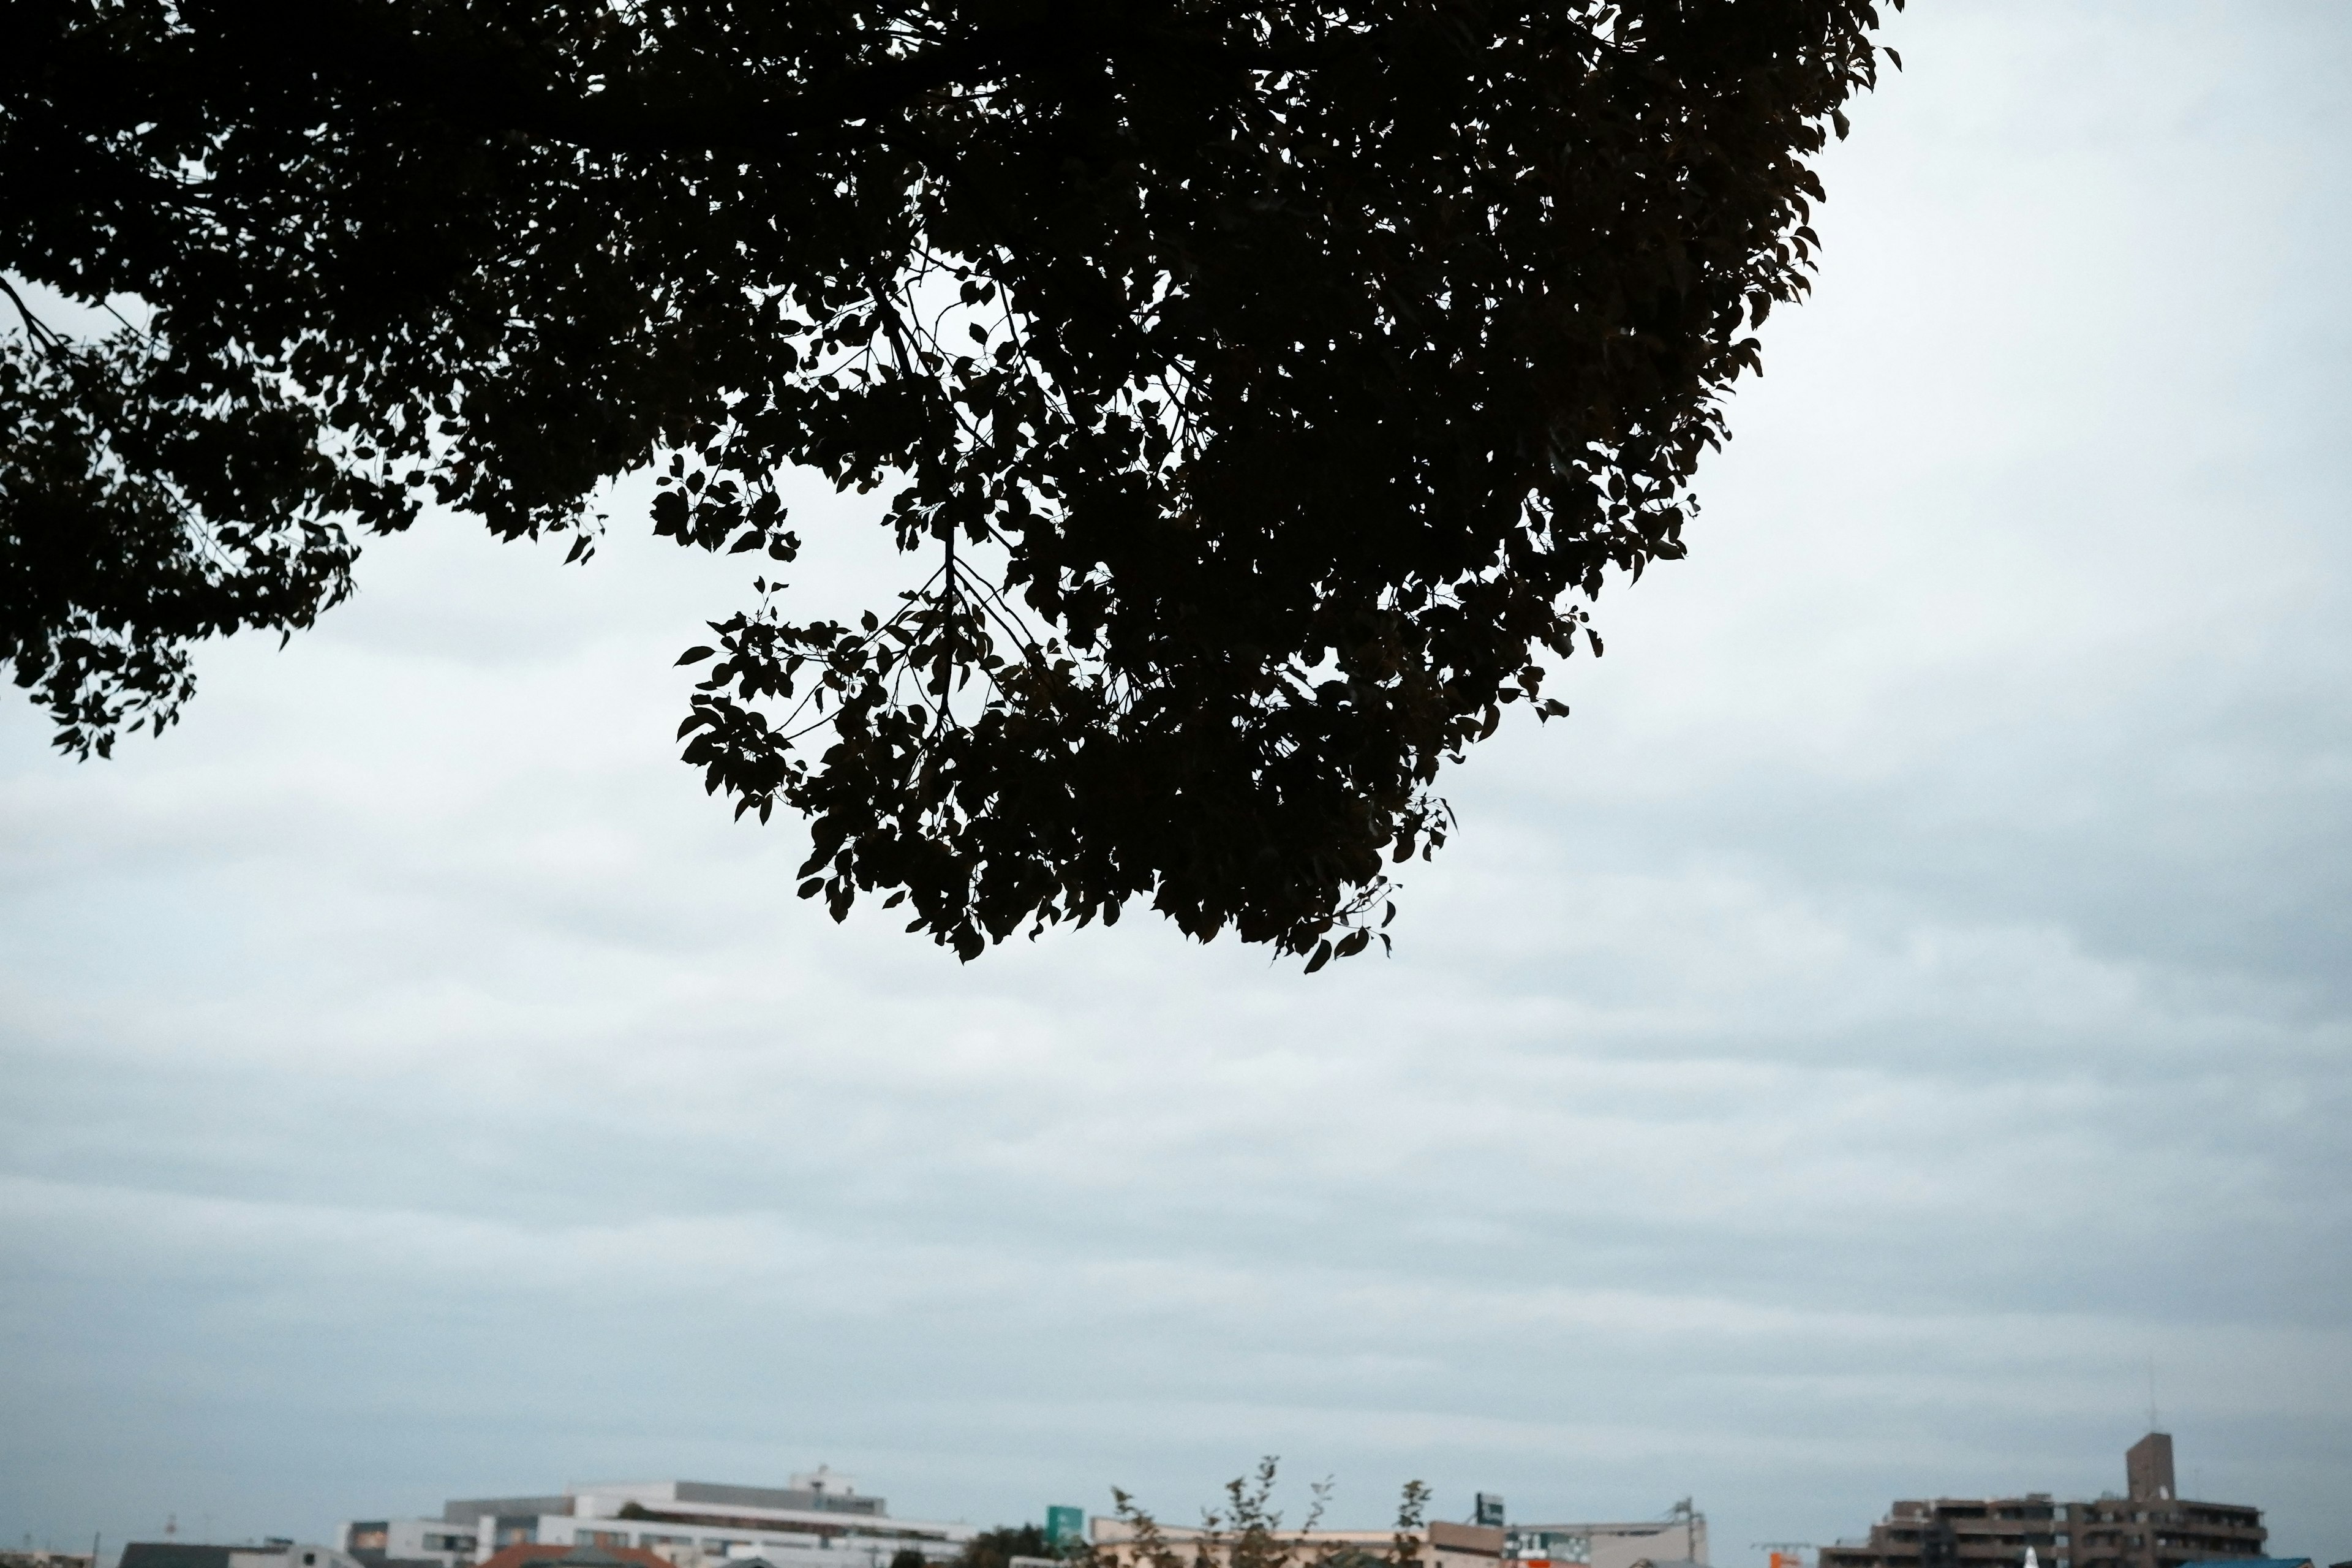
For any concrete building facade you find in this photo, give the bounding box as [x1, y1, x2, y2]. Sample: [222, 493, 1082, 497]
[1506, 1515, 1709, 1568]
[344, 1474, 972, 1568]
[1819, 1435, 2266, 1568]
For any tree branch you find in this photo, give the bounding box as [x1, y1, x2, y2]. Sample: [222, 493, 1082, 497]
[0, 275, 72, 357]
[168, 0, 1390, 157]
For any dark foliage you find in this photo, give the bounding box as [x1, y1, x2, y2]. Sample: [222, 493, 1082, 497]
[1, 0, 1897, 962]
[956, 1527, 1056, 1568]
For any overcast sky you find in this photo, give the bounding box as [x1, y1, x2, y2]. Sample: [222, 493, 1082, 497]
[4, 4, 2348, 1566]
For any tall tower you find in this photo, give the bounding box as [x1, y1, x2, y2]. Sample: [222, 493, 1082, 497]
[2125, 1432, 2176, 1501]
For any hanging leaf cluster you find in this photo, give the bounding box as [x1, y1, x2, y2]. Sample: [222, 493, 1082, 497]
[1, 0, 1898, 961]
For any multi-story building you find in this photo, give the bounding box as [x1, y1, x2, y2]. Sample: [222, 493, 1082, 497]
[343, 1472, 973, 1568]
[1819, 1434, 2266, 1568]
[1506, 1510, 1708, 1568]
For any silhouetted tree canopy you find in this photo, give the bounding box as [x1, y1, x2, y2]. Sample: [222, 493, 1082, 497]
[2, 0, 1896, 963]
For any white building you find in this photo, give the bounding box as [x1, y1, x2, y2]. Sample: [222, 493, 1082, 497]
[347, 1474, 973, 1568]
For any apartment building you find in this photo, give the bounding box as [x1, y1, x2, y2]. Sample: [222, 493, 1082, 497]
[1819, 1434, 2266, 1568]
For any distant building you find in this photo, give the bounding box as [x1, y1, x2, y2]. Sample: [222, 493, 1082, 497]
[121, 1544, 366, 1568]
[344, 1472, 971, 1568]
[1089, 1501, 1705, 1568]
[1, 1552, 94, 1568]
[1089, 1517, 1510, 1568]
[1819, 1433, 2267, 1568]
[1506, 1512, 1709, 1568]
[478, 1545, 672, 1568]
[342, 1520, 481, 1568]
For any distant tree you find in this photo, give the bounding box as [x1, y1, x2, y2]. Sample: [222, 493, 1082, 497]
[892, 1550, 933, 1568]
[2, 0, 1898, 963]
[957, 1527, 1056, 1568]
[1099, 1459, 1431, 1568]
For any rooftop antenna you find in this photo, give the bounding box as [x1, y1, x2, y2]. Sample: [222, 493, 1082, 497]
[1667, 1500, 1697, 1562]
[2146, 1357, 2160, 1432]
